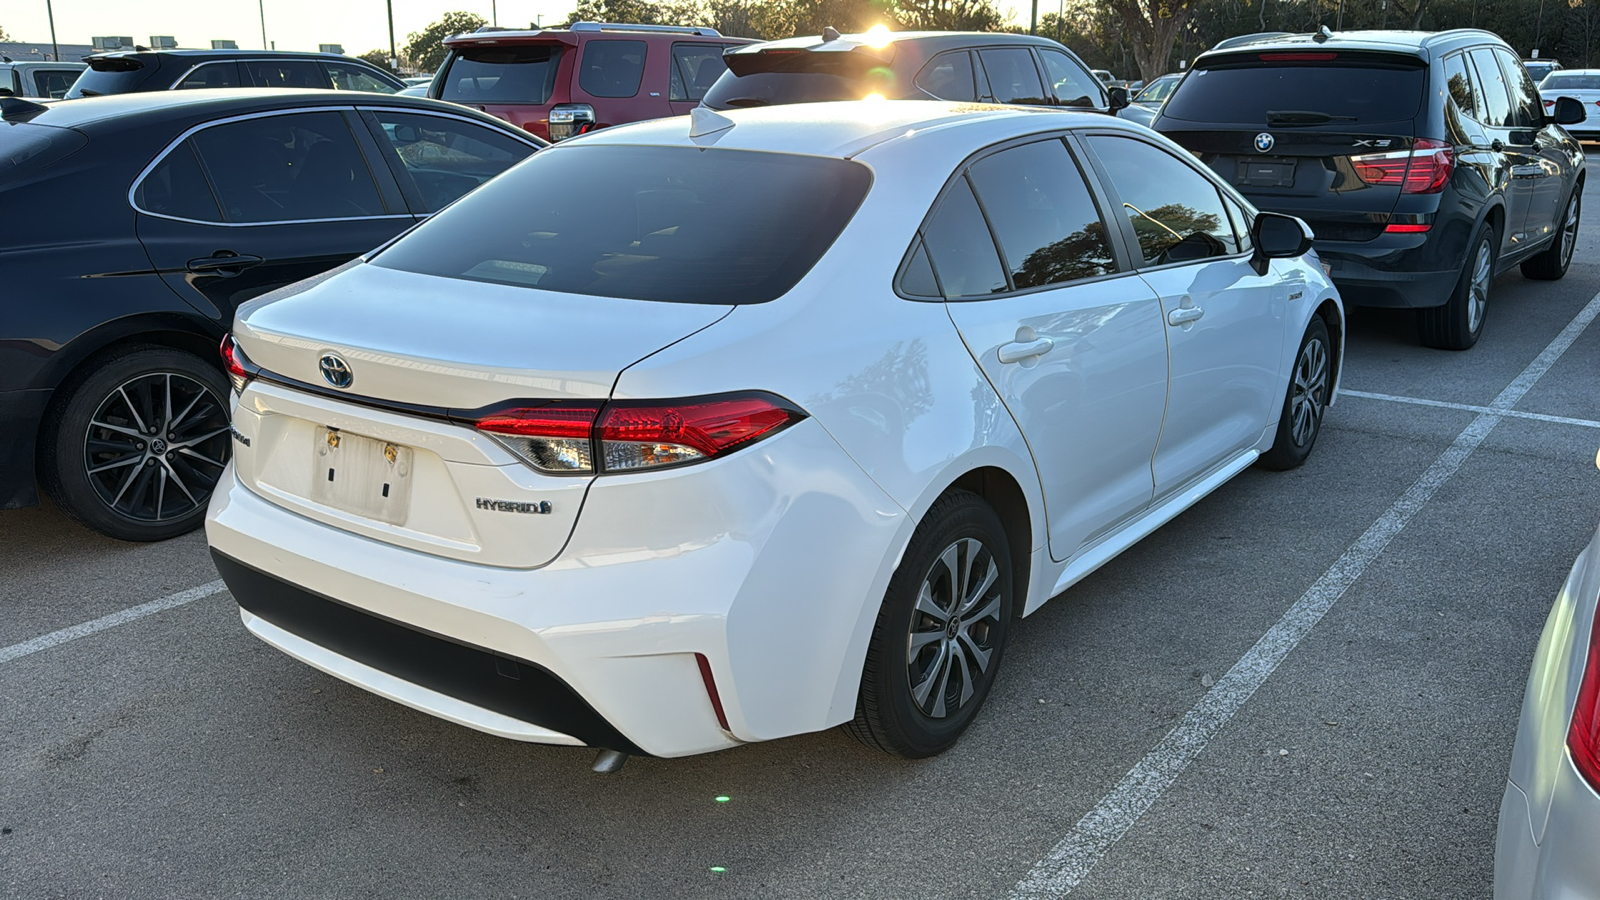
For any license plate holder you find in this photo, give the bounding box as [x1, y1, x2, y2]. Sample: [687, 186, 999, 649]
[1235, 158, 1296, 187]
[308, 428, 413, 525]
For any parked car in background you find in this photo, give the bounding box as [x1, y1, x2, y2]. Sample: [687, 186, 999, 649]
[1539, 69, 1600, 140]
[703, 29, 1127, 115]
[0, 60, 86, 99]
[206, 100, 1340, 762]
[1495, 484, 1600, 897]
[1118, 71, 1181, 127]
[1523, 57, 1561, 84]
[0, 89, 543, 540]
[64, 49, 404, 99]
[431, 22, 754, 141]
[404, 75, 433, 86]
[398, 84, 429, 97]
[1154, 28, 1586, 350]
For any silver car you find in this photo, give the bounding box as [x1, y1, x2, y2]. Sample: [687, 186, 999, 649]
[1539, 70, 1600, 140]
[0, 60, 86, 99]
[1117, 72, 1182, 128]
[1495, 468, 1600, 897]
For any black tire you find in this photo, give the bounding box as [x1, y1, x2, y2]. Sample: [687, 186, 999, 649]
[846, 490, 1014, 758]
[1522, 188, 1581, 281]
[39, 345, 232, 542]
[1258, 316, 1332, 471]
[1418, 221, 1496, 351]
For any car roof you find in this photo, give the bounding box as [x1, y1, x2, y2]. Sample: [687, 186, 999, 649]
[724, 30, 1075, 57]
[1195, 28, 1505, 62]
[86, 49, 366, 61]
[18, 88, 516, 131]
[566, 99, 1132, 159]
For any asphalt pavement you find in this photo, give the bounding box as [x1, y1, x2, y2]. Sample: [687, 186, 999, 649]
[7, 174, 1600, 899]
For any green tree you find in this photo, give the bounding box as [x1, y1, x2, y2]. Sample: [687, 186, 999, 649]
[404, 11, 488, 74]
[357, 49, 391, 69]
[0, 25, 10, 41]
[892, 0, 1003, 30]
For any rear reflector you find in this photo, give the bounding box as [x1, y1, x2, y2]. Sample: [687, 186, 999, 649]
[696, 653, 731, 731]
[1568, 608, 1600, 793]
[1352, 138, 1453, 194]
[1384, 223, 1431, 233]
[1260, 52, 1337, 61]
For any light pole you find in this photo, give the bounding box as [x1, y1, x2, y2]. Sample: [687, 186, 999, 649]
[258, 0, 268, 49]
[45, 0, 59, 62]
[387, 0, 398, 71]
[492, 0, 498, 26]
[1030, 0, 1039, 35]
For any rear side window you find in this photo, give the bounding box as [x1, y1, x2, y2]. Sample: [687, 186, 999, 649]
[1038, 48, 1103, 108]
[1161, 56, 1426, 124]
[372, 145, 872, 305]
[31, 68, 80, 99]
[1443, 52, 1482, 122]
[966, 139, 1115, 288]
[1469, 49, 1514, 127]
[245, 60, 329, 89]
[669, 43, 728, 102]
[922, 178, 1008, 298]
[187, 111, 384, 222]
[916, 52, 977, 102]
[440, 45, 564, 105]
[1086, 135, 1237, 265]
[134, 144, 222, 222]
[175, 62, 242, 89]
[579, 40, 646, 98]
[978, 48, 1048, 104]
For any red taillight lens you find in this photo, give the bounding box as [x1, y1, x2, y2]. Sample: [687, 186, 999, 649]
[1568, 609, 1600, 792]
[220, 334, 251, 393]
[476, 403, 601, 473]
[1384, 223, 1431, 233]
[474, 393, 803, 475]
[1351, 138, 1453, 194]
[1546, 99, 1557, 109]
[597, 394, 802, 472]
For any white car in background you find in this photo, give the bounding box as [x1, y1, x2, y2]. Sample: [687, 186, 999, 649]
[1539, 69, 1600, 141]
[206, 101, 1343, 761]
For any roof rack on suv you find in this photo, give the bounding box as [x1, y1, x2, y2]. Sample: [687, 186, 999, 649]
[568, 21, 723, 36]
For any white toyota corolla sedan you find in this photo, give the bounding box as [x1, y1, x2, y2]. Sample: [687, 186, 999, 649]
[206, 101, 1343, 761]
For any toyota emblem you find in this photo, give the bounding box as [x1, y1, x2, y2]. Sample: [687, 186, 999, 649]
[319, 354, 353, 389]
[1254, 132, 1276, 153]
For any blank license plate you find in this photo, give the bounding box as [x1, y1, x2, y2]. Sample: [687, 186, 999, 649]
[1236, 159, 1296, 187]
[308, 428, 413, 525]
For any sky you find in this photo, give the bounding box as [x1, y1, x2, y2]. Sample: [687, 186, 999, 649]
[5, 0, 582, 57]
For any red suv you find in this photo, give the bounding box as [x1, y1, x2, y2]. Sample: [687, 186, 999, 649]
[431, 22, 756, 141]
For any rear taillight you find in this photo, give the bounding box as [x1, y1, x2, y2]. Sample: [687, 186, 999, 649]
[547, 103, 595, 141]
[1351, 138, 1454, 194]
[220, 334, 253, 393]
[474, 393, 804, 475]
[1567, 606, 1600, 792]
[1546, 99, 1556, 109]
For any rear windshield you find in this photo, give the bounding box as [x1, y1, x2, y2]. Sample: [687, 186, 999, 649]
[372, 145, 873, 304]
[1542, 73, 1600, 90]
[1161, 57, 1426, 124]
[65, 56, 151, 98]
[702, 48, 893, 109]
[439, 45, 563, 105]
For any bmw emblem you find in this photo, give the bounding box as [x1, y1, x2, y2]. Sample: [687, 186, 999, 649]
[1254, 132, 1276, 153]
[319, 353, 353, 389]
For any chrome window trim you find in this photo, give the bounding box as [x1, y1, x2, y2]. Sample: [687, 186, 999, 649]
[168, 60, 246, 90]
[127, 105, 414, 227]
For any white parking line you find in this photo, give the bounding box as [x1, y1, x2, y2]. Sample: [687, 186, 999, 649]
[1341, 389, 1600, 429]
[1010, 289, 1600, 899]
[0, 580, 227, 666]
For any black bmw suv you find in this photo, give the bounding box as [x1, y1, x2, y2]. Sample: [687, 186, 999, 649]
[65, 49, 404, 99]
[1153, 29, 1586, 349]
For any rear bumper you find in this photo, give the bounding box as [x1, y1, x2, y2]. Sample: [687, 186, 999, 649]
[1495, 756, 1600, 899]
[1319, 244, 1461, 308]
[0, 388, 51, 510]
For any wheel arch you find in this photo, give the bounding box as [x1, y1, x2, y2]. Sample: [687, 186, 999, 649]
[1314, 296, 1346, 400]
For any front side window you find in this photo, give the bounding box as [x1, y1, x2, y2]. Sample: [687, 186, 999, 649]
[440, 45, 564, 105]
[922, 178, 1008, 298]
[966, 139, 1115, 288]
[1443, 52, 1482, 122]
[1086, 134, 1237, 265]
[369, 110, 535, 213]
[1495, 49, 1543, 128]
[916, 51, 977, 102]
[325, 62, 398, 94]
[187, 111, 385, 222]
[1469, 48, 1514, 127]
[1037, 49, 1104, 109]
[669, 43, 729, 102]
[579, 40, 646, 98]
[372, 145, 872, 305]
[978, 48, 1048, 105]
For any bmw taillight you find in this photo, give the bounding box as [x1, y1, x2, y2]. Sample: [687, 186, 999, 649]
[474, 393, 805, 475]
[547, 103, 596, 141]
[1351, 138, 1454, 194]
[220, 334, 253, 393]
[1568, 605, 1600, 792]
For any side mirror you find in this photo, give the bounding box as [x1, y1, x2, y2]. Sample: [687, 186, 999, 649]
[1251, 212, 1315, 273]
[1108, 86, 1130, 111]
[1554, 95, 1588, 126]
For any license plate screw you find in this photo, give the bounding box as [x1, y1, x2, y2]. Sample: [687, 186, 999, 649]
[326, 428, 340, 449]
[384, 443, 398, 465]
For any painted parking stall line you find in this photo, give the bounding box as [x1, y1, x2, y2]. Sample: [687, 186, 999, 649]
[1010, 289, 1600, 899]
[1341, 388, 1600, 430]
[0, 580, 227, 666]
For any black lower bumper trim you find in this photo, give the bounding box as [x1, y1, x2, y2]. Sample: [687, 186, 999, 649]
[212, 550, 645, 755]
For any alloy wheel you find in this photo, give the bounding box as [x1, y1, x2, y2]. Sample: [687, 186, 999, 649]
[82, 373, 231, 523]
[1468, 237, 1493, 334]
[1289, 335, 1329, 447]
[905, 537, 1004, 719]
[1562, 195, 1580, 268]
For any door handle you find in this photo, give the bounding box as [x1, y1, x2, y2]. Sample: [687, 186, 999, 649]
[186, 253, 264, 275]
[1490, 138, 1505, 152]
[1167, 306, 1205, 326]
[997, 337, 1055, 364]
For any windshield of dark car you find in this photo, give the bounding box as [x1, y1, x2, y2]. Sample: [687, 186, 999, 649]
[372, 145, 873, 304]
[1161, 57, 1426, 124]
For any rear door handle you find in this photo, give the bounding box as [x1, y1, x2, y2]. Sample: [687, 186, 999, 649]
[997, 337, 1055, 364]
[1167, 306, 1205, 326]
[1490, 138, 1506, 151]
[186, 253, 264, 275]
